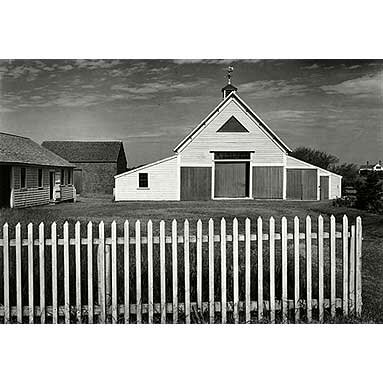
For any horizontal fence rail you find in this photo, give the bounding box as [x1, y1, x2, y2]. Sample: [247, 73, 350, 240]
[0, 215, 362, 324]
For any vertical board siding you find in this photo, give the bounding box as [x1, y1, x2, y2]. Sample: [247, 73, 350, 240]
[0, 216, 362, 324]
[215, 162, 249, 198]
[286, 169, 317, 200]
[252, 166, 283, 199]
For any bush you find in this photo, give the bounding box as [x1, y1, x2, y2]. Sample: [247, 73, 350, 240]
[355, 172, 383, 213]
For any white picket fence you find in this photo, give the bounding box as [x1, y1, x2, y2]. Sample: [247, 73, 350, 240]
[0, 215, 362, 324]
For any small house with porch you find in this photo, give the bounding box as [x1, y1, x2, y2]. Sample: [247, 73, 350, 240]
[0, 132, 75, 208]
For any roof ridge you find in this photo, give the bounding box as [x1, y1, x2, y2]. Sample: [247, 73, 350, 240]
[0, 131, 30, 139]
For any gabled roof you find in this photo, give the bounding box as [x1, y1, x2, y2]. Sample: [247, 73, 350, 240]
[0, 132, 74, 167]
[42, 141, 124, 163]
[174, 91, 291, 153]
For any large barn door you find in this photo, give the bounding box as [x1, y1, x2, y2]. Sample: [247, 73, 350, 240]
[181, 167, 212, 200]
[214, 162, 249, 198]
[287, 169, 317, 200]
[252, 166, 283, 199]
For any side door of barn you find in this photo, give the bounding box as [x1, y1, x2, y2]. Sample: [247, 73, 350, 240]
[287, 169, 317, 200]
[73, 169, 83, 194]
[320, 175, 329, 200]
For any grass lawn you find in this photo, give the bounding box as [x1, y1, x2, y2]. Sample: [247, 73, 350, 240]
[0, 196, 382, 323]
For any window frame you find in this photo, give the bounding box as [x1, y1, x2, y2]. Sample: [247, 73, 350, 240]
[138, 172, 149, 189]
[20, 167, 26, 189]
[61, 169, 65, 185]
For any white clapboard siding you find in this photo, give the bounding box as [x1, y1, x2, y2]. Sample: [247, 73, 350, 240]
[179, 98, 285, 165]
[0, 215, 362, 324]
[114, 156, 179, 201]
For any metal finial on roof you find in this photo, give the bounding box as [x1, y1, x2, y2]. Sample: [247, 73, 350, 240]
[227, 66, 234, 84]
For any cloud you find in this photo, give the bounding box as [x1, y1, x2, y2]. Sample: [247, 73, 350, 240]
[239, 79, 309, 98]
[305, 63, 320, 70]
[320, 72, 382, 97]
[172, 59, 261, 65]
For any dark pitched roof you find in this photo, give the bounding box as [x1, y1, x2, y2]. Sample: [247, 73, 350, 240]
[0, 132, 73, 167]
[42, 141, 124, 163]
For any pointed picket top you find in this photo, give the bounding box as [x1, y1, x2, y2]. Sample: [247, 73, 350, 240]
[172, 219, 177, 231]
[221, 217, 226, 226]
[39, 222, 44, 230]
[184, 218, 189, 227]
[28, 222, 33, 233]
[330, 215, 336, 223]
[148, 219, 153, 229]
[281, 216, 287, 225]
[16, 222, 21, 229]
[208, 217, 214, 225]
[3, 222, 8, 231]
[306, 215, 311, 226]
[294, 216, 299, 223]
[257, 216, 262, 225]
[269, 216, 275, 225]
[87, 221, 92, 230]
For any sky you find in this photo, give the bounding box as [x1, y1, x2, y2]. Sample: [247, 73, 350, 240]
[0, 59, 382, 167]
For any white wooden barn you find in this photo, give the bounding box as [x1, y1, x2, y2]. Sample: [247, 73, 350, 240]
[115, 81, 341, 201]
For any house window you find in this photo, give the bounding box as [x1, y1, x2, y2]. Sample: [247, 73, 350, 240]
[138, 173, 149, 188]
[38, 168, 43, 188]
[21, 167, 26, 189]
[61, 169, 65, 185]
[67, 169, 72, 185]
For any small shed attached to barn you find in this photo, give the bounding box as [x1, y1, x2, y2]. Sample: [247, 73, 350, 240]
[0, 132, 75, 208]
[42, 141, 127, 195]
[114, 79, 342, 202]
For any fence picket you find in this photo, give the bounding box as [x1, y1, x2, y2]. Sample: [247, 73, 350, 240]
[356, 217, 362, 317]
[105, 245, 111, 324]
[269, 217, 275, 324]
[306, 216, 312, 323]
[184, 220, 191, 324]
[160, 220, 166, 324]
[196, 220, 202, 315]
[148, 220, 154, 324]
[16, 223, 22, 324]
[208, 218, 214, 324]
[51, 222, 58, 324]
[124, 220, 130, 323]
[281, 217, 288, 323]
[98, 221, 106, 324]
[75, 221, 81, 324]
[111, 221, 117, 324]
[172, 220, 178, 324]
[3, 223, 10, 324]
[136, 220, 142, 324]
[349, 225, 355, 315]
[318, 216, 324, 323]
[342, 215, 349, 317]
[257, 217, 263, 322]
[221, 218, 227, 324]
[245, 218, 251, 323]
[28, 223, 34, 324]
[294, 217, 300, 323]
[39, 223, 45, 324]
[330, 215, 336, 319]
[63, 222, 70, 324]
[233, 218, 239, 324]
[87, 222, 93, 324]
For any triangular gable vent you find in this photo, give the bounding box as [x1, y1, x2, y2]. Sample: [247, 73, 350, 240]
[217, 116, 249, 133]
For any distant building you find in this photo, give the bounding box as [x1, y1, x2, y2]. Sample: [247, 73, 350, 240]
[359, 161, 383, 176]
[114, 78, 342, 201]
[42, 141, 127, 195]
[0, 132, 75, 208]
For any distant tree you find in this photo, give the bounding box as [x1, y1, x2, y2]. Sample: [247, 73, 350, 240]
[291, 147, 339, 170]
[330, 162, 361, 188]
